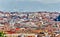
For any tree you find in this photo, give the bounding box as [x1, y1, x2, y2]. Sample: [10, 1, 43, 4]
[0, 32, 6, 37]
[54, 15, 60, 21]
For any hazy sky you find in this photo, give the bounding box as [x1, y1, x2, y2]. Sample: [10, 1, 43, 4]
[0, 0, 60, 12]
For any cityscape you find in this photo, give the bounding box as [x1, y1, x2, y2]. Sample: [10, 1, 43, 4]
[0, 11, 60, 37]
[0, 0, 60, 37]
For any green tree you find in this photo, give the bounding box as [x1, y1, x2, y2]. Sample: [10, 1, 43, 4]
[0, 32, 6, 37]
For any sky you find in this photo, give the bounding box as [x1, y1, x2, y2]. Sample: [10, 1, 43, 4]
[0, 0, 60, 12]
